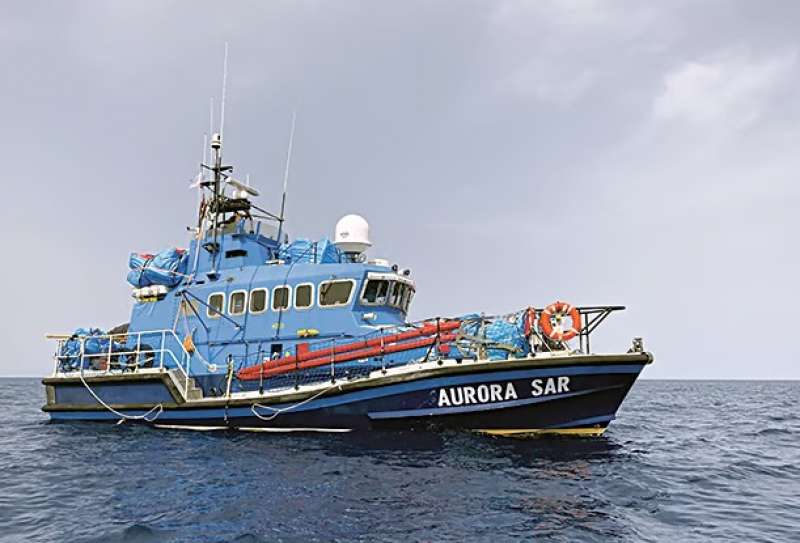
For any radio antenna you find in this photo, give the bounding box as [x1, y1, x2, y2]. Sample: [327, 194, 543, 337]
[209, 43, 229, 278]
[219, 42, 229, 144]
[202, 97, 211, 186]
[276, 110, 296, 245]
[209, 97, 214, 145]
[198, 132, 207, 209]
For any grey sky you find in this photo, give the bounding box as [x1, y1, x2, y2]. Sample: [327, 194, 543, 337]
[1, 1, 798, 378]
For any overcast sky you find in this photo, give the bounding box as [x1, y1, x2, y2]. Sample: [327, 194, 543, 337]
[1, 1, 798, 378]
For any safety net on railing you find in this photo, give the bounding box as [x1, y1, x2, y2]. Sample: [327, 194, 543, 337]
[234, 309, 538, 389]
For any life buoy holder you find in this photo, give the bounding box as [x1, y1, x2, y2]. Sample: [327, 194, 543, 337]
[539, 301, 582, 341]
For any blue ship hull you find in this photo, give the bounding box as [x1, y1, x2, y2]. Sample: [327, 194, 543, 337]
[43, 354, 651, 436]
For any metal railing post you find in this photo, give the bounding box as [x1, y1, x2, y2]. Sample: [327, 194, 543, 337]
[184, 350, 191, 398]
[160, 330, 166, 371]
[185, 358, 190, 399]
[54, 341, 61, 375]
[380, 331, 386, 374]
[294, 346, 300, 390]
[184, 335, 191, 398]
[330, 339, 336, 384]
[106, 333, 113, 374]
[135, 333, 142, 372]
[257, 345, 264, 395]
[225, 355, 234, 399]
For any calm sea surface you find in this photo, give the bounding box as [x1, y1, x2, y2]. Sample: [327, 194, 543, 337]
[0, 379, 798, 542]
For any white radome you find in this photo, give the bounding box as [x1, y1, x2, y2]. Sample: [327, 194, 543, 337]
[334, 214, 372, 254]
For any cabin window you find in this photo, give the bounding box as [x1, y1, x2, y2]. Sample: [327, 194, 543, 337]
[207, 293, 224, 319]
[272, 285, 291, 311]
[402, 288, 415, 313]
[229, 290, 247, 316]
[249, 288, 268, 314]
[389, 282, 406, 308]
[295, 284, 313, 309]
[319, 280, 355, 307]
[361, 279, 389, 305]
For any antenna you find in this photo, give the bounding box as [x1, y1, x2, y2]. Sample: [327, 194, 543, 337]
[199, 98, 210, 213]
[219, 42, 229, 143]
[209, 97, 214, 144]
[209, 43, 229, 278]
[202, 134, 208, 171]
[197, 133, 207, 204]
[276, 110, 296, 244]
[189, 132, 208, 280]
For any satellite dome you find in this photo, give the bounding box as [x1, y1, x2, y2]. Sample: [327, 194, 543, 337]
[334, 214, 371, 254]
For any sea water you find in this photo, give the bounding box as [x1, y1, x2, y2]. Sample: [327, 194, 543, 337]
[0, 379, 797, 542]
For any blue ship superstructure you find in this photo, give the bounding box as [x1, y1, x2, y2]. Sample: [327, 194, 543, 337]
[43, 130, 653, 436]
[129, 235, 417, 397]
[122, 131, 420, 395]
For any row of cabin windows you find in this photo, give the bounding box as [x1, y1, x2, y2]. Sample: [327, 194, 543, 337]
[204, 280, 355, 318]
[360, 279, 414, 313]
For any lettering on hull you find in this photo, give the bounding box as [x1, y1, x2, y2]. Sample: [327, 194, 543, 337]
[437, 377, 570, 408]
[531, 376, 570, 397]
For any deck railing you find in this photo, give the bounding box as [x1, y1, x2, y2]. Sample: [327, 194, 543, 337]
[48, 329, 193, 398]
[46, 306, 630, 398]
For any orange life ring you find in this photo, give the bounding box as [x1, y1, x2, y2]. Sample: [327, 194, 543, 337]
[538, 301, 582, 341]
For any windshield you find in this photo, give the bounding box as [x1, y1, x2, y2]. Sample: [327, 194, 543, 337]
[361, 278, 414, 313]
[361, 279, 389, 305]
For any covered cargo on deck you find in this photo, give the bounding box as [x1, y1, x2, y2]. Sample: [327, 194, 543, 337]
[126, 248, 188, 288]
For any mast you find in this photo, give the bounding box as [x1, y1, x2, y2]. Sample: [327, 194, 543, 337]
[189, 43, 289, 270]
[207, 44, 230, 277]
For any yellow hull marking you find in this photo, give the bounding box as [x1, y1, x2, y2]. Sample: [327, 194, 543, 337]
[236, 427, 352, 433]
[477, 427, 606, 437]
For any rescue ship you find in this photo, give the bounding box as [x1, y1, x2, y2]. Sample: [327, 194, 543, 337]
[42, 121, 653, 437]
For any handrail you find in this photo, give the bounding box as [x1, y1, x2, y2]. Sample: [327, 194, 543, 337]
[46, 306, 628, 397]
[47, 329, 194, 399]
[235, 305, 628, 386]
[260, 305, 623, 366]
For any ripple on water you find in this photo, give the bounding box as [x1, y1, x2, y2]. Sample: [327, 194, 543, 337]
[0, 379, 799, 542]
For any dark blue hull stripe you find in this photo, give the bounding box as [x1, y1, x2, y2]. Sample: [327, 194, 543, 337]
[366, 385, 621, 420]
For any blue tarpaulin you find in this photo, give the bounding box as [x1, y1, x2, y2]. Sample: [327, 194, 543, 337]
[457, 312, 531, 360]
[127, 248, 188, 288]
[278, 237, 341, 264]
[58, 328, 111, 371]
[484, 315, 531, 360]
